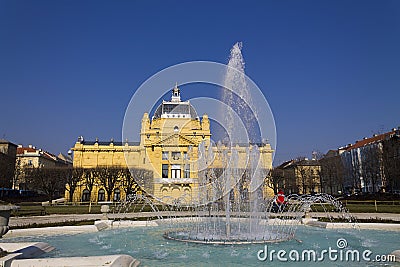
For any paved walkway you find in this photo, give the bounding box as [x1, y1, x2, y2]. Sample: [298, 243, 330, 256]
[9, 212, 400, 228]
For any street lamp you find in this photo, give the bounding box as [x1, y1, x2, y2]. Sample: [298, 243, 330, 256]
[67, 150, 73, 165]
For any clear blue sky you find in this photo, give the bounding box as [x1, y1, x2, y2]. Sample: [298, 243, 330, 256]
[1, 0, 399, 165]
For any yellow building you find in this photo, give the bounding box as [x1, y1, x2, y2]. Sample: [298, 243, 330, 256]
[69, 85, 274, 204]
[275, 159, 322, 195]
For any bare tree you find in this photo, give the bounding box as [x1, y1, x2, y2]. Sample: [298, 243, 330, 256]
[383, 135, 400, 192]
[320, 158, 334, 194]
[65, 167, 84, 203]
[0, 153, 15, 188]
[84, 168, 97, 202]
[120, 167, 150, 198]
[13, 157, 23, 189]
[96, 166, 122, 201]
[320, 154, 344, 195]
[294, 159, 321, 195]
[267, 168, 284, 194]
[297, 167, 308, 194]
[362, 144, 383, 193]
[341, 150, 362, 194]
[27, 167, 68, 203]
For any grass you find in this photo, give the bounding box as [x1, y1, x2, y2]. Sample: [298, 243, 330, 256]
[11, 205, 102, 216]
[345, 204, 400, 213]
[318, 217, 400, 224]
[10, 202, 400, 218]
[9, 220, 96, 230]
[11, 203, 168, 216]
[309, 203, 400, 213]
[45, 205, 102, 214]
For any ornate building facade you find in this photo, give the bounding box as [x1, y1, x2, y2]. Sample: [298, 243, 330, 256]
[69, 85, 274, 204]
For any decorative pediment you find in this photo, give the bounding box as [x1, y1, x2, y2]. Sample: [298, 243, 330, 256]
[152, 133, 198, 147]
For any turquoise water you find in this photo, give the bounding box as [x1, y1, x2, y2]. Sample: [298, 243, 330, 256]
[4, 226, 400, 266]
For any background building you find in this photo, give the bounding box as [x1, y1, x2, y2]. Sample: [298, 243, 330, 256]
[316, 127, 400, 195]
[340, 130, 397, 194]
[16, 144, 72, 192]
[274, 158, 322, 195]
[0, 139, 17, 189]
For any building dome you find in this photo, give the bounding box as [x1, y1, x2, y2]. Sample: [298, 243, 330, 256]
[152, 84, 198, 119]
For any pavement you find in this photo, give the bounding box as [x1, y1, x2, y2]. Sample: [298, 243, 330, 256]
[8, 212, 400, 228]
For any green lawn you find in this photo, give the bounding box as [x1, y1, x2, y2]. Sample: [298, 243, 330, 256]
[44, 205, 102, 214]
[345, 204, 400, 213]
[309, 203, 400, 213]
[10, 202, 400, 217]
[11, 204, 102, 216]
[11, 203, 167, 216]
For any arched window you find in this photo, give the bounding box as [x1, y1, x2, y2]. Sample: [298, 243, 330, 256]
[98, 189, 105, 202]
[82, 189, 90, 202]
[162, 188, 168, 197]
[113, 188, 121, 202]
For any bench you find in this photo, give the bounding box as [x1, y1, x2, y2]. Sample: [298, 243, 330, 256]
[12, 204, 47, 216]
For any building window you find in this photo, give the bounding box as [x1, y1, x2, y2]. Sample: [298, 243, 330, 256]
[183, 152, 188, 160]
[162, 151, 169, 160]
[184, 164, 190, 178]
[28, 160, 33, 166]
[113, 188, 120, 202]
[162, 164, 169, 178]
[171, 164, 181, 179]
[82, 189, 90, 202]
[98, 189, 105, 202]
[172, 152, 180, 160]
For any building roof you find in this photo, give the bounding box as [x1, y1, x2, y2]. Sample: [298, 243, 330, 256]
[0, 139, 17, 146]
[276, 158, 320, 169]
[81, 141, 140, 146]
[276, 159, 295, 169]
[57, 153, 73, 163]
[345, 130, 396, 151]
[294, 159, 321, 166]
[153, 102, 198, 119]
[16, 147, 36, 154]
[17, 146, 72, 166]
[152, 85, 198, 119]
[17, 146, 57, 161]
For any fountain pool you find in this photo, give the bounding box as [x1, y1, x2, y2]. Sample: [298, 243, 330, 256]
[4, 225, 399, 266]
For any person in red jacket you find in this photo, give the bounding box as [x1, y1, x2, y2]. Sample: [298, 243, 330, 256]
[276, 189, 285, 205]
[272, 189, 286, 212]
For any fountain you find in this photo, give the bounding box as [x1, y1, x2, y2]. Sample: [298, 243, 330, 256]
[123, 43, 355, 245]
[156, 42, 282, 244]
